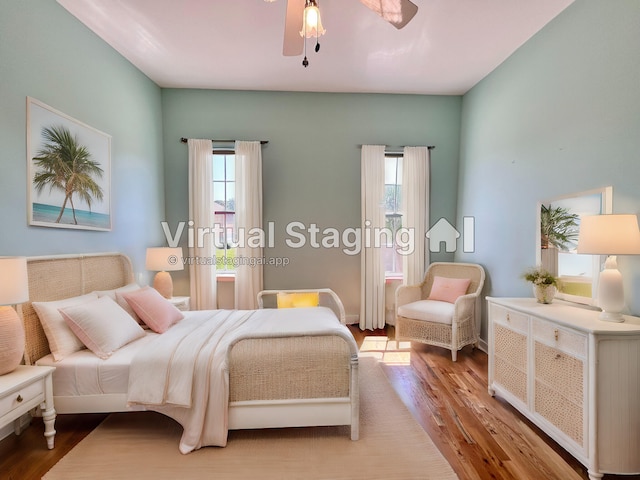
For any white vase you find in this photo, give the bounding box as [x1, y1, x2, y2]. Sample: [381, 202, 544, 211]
[533, 284, 556, 304]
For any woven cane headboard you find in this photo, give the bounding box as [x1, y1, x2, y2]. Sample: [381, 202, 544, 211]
[19, 253, 134, 365]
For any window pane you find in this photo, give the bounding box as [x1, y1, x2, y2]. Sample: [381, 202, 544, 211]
[213, 181, 226, 209]
[213, 155, 226, 181]
[226, 155, 235, 180]
[385, 157, 397, 184]
[226, 183, 235, 211]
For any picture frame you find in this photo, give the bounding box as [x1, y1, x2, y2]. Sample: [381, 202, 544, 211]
[26, 97, 112, 231]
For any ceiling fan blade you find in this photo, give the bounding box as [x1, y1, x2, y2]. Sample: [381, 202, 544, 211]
[283, 0, 304, 56]
[359, 0, 418, 29]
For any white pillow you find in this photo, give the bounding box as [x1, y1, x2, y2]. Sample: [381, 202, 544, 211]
[32, 292, 99, 361]
[94, 283, 142, 323]
[59, 296, 146, 360]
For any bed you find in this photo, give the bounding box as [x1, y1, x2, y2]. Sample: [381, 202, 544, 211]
[19, 253, 359, 452]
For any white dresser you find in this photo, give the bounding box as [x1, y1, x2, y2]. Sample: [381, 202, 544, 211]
[487, 297, 640, 480]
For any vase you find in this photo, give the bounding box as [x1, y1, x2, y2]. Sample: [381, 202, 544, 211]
[0, 306, 25, 375]
[533, 284, 556, 304]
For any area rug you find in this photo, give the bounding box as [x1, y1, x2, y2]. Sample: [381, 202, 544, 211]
[44, 357, 457, 480]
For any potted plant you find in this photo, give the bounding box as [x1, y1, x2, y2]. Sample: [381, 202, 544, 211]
[522, 266, 558, 304]
[540, 204, 579, 251]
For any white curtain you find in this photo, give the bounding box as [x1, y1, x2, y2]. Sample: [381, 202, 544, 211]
[360, 145, 386, 330]
[234, 141, 263, 309]
[188, 139, 217, 310]
[402, 146, 430, 285]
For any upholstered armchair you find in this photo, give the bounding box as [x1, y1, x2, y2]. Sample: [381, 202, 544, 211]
[395, 262, 485, 361]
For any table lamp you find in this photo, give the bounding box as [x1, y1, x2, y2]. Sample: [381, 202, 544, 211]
[0, 257, 29, 375]
[146, 247, 184, 299]
[577, 214, 640, 322]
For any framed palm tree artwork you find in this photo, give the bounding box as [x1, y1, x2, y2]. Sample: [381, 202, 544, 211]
[26, 97, 111, 231]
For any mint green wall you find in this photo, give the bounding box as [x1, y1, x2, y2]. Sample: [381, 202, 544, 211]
[457, 0, 640, 337]
[162, 90, 462, 318]
[0, 1, 165, 277]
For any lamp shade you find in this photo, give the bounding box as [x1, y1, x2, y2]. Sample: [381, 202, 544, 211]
[145, 247, 184, 272]
[577, 214, 640, 255]
[0, 257, 29, 305]
[301, 1, 325, 38]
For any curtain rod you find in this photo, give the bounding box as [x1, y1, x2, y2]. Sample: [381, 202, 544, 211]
[358, 145, 435, 150]
[180, 137, 268, 145]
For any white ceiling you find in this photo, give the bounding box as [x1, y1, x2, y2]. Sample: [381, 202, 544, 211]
[57, 0, 574, 95]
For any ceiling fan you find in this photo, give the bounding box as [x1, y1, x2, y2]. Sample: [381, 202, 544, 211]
[272, 0, 419, 66]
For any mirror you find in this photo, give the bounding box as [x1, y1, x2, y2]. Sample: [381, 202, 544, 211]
[536, 186, 613, 306]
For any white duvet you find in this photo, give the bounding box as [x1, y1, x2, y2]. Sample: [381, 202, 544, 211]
[127, 307, 357, 454]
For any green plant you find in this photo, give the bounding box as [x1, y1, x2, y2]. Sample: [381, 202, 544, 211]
[32, 125, 104, 224]
[540, 204, 579, 251]
[522, 266, 557, 287]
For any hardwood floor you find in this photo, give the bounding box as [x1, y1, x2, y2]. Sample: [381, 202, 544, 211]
[1, 326, 638, 479]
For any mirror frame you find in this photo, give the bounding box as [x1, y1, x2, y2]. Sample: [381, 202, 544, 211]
[535, 186, 613, 306]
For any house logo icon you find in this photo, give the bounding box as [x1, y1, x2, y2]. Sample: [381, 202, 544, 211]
[425, 217, 475, 253]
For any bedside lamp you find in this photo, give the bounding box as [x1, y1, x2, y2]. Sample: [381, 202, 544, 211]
[146, 247, 184, 299]
[577, 214, 640, 322]
[0, 257, 29, 375]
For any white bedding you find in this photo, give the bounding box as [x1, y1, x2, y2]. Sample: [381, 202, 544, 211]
[127, 307, 357, 454]
[36, 332, 158, 396]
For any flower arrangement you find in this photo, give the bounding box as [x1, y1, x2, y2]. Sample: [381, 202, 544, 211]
[522, 266, 557, 286]
[522, 267, 558, 304]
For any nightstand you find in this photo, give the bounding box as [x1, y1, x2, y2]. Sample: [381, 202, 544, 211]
[169, 296, 190, 311]
[0, 365, 56, 449]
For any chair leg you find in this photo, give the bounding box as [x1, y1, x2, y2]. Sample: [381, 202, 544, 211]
[451, 349, 457, 362]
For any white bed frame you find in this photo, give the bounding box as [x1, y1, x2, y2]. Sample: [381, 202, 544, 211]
[19, 253, 359, 441]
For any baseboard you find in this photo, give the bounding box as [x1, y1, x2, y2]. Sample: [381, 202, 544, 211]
[0, 413, 31, 442]
[477, 338, 488, 353]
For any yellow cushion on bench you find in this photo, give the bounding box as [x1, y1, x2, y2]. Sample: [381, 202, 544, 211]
[277, 292, 320, 308]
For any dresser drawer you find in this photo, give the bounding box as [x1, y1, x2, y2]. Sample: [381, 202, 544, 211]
[490, 305, 529, 335]
[0, 380, 43, 417]
[532, 318, 587, 358]
[534, 341, 584, 405]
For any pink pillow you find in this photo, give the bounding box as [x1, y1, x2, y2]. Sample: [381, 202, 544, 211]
[428, 276, 471, 304]
[121, 286, 184, 333]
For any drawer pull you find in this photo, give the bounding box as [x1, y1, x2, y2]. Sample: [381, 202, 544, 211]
[506, 313, 510, 322]
[554, 329, 559, 341]
[16, 394, 23, 403]
[555, 354, 562, 360]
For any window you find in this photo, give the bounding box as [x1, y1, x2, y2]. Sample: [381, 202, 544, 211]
[213, 152, 236, 272]
[384, 155, 403, 277]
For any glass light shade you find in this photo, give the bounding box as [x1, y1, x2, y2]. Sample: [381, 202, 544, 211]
[145, 247, 184, 272]
[577, 214, 640, 255]
[0, 257, 29, 305]
[301, 3, 325, 38]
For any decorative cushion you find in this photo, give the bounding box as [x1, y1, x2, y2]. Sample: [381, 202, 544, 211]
[59, 296, 146, 360]
[94, 283, 142, 324]
[428, 276, 471, 304]
[121, 286, 184, 333]
[32, 292, 99, 361]
[277, 292, 320, 308]
[397, 300, 455, 325]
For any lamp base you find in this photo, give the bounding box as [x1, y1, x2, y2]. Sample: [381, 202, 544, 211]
[0, 306, 25, 375]
[598, 311, 625, 323]
[153, 271, 173, 299]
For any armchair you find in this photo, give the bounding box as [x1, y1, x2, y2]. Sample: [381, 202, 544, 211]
[395, 262, 485, 361]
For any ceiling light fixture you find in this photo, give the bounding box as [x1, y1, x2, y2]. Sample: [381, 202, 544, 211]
[300, 0, 325, 67]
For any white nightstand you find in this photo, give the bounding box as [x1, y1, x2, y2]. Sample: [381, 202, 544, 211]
[0, 365, 56, 449]
[169, 296, 190, 311]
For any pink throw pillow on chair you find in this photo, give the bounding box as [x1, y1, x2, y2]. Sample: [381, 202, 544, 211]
[428, 276, 471, 304]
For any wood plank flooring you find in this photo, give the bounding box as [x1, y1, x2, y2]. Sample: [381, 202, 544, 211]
[1, 325, 638, 479]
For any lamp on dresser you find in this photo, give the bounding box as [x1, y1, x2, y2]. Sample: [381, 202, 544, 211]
[577, 214, 640, 322]
[146, 247, 184, 299]
[0, 257, 29, 375]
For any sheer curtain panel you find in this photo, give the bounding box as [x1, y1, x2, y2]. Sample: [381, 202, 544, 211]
[360, 145, 386, 330]
[234, 141, 263, 309]
[402, 146, 430, 285]
[188, 139, 217, 310]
